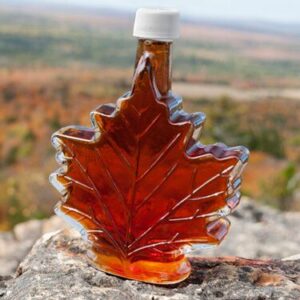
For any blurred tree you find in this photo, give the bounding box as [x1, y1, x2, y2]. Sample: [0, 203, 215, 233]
[247, 127, 285, 159]
[49, 114, 62, 131]
[205, 96, 285, 158]
[57, 80, 70, 106]
[2, 83, 17, 102]
[260, 163, 300, 211]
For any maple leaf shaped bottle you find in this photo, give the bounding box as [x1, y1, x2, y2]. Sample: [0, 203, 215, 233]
[50, 8, 249, 284]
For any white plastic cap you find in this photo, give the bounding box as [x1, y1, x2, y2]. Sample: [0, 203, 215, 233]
[133, 8, 180, 42]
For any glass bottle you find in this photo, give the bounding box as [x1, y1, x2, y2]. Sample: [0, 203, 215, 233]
[50, 8, 249, 284]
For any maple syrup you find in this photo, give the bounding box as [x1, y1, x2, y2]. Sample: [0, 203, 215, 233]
[50, 8, 249, 284]
[135, 39, 172, 95]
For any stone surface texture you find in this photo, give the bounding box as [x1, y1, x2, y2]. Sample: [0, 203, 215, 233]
[1, 229, 300, 300]
[1, 198, 300, 299]
[0, 216, 66, 276]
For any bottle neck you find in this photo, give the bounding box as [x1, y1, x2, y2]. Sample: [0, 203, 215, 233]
[134, 39, 172, 96]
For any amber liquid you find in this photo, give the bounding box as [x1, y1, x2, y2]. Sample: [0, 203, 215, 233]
[135, 39, 172, 96]
[52, 39, 248, 284]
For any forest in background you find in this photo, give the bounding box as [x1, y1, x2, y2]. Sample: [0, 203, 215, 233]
[0, 3, 300, 230]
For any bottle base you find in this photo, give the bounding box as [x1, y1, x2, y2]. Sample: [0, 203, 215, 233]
[86, 249, 191, 285]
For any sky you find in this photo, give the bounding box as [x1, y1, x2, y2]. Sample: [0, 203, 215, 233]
[45, 0, 300, 23]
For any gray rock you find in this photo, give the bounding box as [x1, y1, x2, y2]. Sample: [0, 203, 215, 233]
[195, 197, 300, 259]
[2, 229, 300, 300]
[13, 220, 43, 242]
[0, 216, 66, 276]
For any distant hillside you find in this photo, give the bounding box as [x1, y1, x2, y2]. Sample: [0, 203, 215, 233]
[1, 2, 300, 86]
